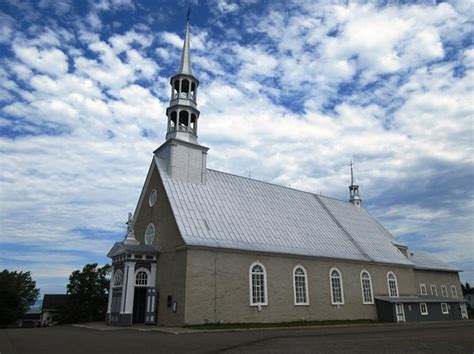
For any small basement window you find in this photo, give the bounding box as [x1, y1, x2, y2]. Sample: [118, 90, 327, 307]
[420, 303, 428, 315]
[441, 303, 449, 314]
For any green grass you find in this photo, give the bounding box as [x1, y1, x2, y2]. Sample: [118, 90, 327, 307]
[185, 319, 379, 330]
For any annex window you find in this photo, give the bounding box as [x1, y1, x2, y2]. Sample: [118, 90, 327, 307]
[249, 262, 267, 306]
[293, 266, 309, 305]
[113, 270, 123, 287]
[441, 303, 449, 314]
[451, 285, 458, 299]
[441, 285, 448, 298]
[387, 272, 399, 297]
[419, 303, 428, 315]
[430, 284, 437, 296]
[135, 269, 149, 286]
[360, 270, 374, 304]
[330, 268, 344, 305]
[419, 283, 427, 295]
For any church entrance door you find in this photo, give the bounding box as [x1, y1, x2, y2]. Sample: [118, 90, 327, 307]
[132, 287, 147, 323]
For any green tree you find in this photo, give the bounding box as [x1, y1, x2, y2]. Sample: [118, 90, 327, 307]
[60, 263, 111, 323]
[0, 270, 39, 327]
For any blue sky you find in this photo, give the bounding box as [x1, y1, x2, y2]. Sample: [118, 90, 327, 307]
[0, 0, 473, 296]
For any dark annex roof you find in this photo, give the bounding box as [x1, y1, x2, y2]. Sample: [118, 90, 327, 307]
[375, 296, 466, 303]
[42, 294, 70, 310]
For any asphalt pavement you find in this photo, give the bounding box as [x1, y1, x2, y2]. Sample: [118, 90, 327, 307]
[0, 320, 473, 354]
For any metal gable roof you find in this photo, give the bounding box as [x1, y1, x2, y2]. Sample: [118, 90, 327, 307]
[155, 156, 413, 266]
[408, 251, 461, 272]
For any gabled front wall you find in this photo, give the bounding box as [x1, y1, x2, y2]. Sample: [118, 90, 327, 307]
[133, 161, 187, 326]
[184, 248, 416, 325]
[413, 269, 462, 298]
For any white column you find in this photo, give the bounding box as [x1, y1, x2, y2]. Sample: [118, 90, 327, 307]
[121, 261, 136, 315]
[107, 266, 115, 314]
[150, 263, 157, 287]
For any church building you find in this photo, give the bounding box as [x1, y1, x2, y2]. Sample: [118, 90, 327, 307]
[106, 18, 468, 326]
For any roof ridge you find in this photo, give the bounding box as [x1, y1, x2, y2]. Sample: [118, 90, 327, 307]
[206, 168, 352, 204]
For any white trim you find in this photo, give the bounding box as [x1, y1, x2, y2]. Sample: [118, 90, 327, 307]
[133, 159, 157, 221]
[387, 271, 399, 298]
[419, 283, 427, 295]
[460, 303, 468, 319]
[450, 285, 458, 299]
[441, 303, 449, 314]
[430, 284, 437, 296]
[249, 261, 268, 306]
[360, 269, 374, 304]
[134, 267, 151, 287]
[395, 303, 405, 322]
[419, 302, 428, 315]
[329, 267, 344, 305]
[293, 265, 309, 306]
[441, 285, 448, 298]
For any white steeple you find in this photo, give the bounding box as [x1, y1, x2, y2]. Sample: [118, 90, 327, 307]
[154, 10, 208, 185]
[348, 161, 362, 207]
[165, 12, 200, 144]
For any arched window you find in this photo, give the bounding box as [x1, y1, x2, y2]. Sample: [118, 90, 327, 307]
[179, 110, 189, 128]
[170, 111, 177, 129]
[330, 268, 344, 305]
[360, 270, 373, 304]
[190, 113, 196, 131]
[191, 82, 196, 99]
[387, 272, 399, 297]
[173, 80, 179, 99]
[249, 262, 267, 306]
[181, 79, 190, 96]
[293, 265, 309, 305]
[113, 270, 123, 287]
[135, 269, 149, 286]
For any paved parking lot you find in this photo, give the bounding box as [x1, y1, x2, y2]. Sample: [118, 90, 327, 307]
[1, 320, 473, 353]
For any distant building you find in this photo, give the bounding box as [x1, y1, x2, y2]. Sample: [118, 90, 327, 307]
[40, 294, 70, 326]
[106, 17, 468, 326]
[18, 308, 41, 328]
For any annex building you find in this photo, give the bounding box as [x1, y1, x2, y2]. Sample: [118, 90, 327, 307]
[106, 19, 468, 326]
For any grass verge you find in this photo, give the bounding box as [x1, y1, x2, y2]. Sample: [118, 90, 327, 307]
[185, 319, 378, 330]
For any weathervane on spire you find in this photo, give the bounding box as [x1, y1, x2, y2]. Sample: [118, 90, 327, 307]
[186, 5, 191, 23]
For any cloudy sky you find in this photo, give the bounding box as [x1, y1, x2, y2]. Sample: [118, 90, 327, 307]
[0, 0, 473, 296]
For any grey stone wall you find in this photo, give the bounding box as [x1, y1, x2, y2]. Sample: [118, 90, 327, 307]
[184, 248, 416, 325]
[413, 269, 462, 298]
[133, 163, 188, 326]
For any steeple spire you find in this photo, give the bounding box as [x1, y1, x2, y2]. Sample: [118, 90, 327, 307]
[348, 160, 362, 207]
[164, 9, 200, 144]
[178, 13, 193, 75]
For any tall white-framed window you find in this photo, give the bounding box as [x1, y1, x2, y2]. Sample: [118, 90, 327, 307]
[460, 303, 468, 319]
[249, 262, 267, 306]
[135, 268, 150, 286]
[420, 302, 428, 315]
[113, 269, 123, 287]
[419, 283, 427, 295]
[430, 284, 437, 296]
[330, 267, 344, 305]
[387, 272, 399, 297]
[451, 285, 458, 299]
[441, 303, 449, 314]
[360, 270, 374, 304]
[293, 265, 309, 305]
[441, 285, 448, 298]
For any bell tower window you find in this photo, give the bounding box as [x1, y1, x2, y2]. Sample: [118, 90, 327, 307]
[181, 79, 190, 98]
[179, 110, 189, 129]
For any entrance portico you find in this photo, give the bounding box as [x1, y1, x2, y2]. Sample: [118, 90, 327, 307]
[106, 213, 158, 326]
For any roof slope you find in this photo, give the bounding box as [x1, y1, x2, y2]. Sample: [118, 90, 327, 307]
[155, 157, 412, 266]
[408, 251, 461, 272]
